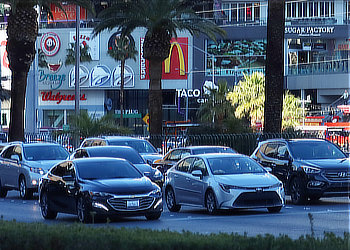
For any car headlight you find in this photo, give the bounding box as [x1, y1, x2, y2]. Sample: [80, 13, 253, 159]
[29, 167, 45, 175]
[88, 191, 111, 197]
[153, 169, 163, 179]
[219, 183, 242, 193]
[270, 182, 283, 189]
[149, 189, 162, 198]
[301, 166, 321, 174]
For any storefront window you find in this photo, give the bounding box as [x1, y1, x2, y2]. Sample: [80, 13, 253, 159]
[287, 1, 334, 19]
[222, 2, 260, 24]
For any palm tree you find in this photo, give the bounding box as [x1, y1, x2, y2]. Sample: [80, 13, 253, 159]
[93, 0, 225, 135]
[3, 0, 94, 142]
[64, 42, 92, 65]
[107, 34, 137, 126]
[264, 0, 286, 133]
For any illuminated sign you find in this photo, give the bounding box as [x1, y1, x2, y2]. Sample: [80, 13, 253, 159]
[40, 32, 61, 56]
[140, 37, 188, 80]
[285, 26, 335, 37]
[50, 4, 86, 21]
[40, 91, 87, 104]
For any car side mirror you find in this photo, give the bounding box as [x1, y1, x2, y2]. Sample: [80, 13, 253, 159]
[144, 172, 151, 178]
[10, 155, 20, 162]
[192, 170, 203, 179]
[265, 167, 272, 172]
[62, 175, 75, 183]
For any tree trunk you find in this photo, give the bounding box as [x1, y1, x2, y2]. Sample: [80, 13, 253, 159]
[120, 60, 125, 126]
[8, 70, 27, 141]
[264, 0, 285, 133]
[148, 59, 163, 135]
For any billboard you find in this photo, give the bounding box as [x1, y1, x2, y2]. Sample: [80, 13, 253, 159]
[140, 37, 188, 80]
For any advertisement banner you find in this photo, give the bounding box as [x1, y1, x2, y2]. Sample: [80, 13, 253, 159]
[140, 37, 188, 80]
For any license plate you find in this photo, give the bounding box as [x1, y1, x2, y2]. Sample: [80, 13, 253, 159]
[127, 200, 139, 208]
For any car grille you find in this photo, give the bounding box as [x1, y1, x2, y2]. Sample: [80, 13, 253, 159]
[323, 171, 350, 182]
[108, 196, 154, 211]
[233, 191, 282, 208]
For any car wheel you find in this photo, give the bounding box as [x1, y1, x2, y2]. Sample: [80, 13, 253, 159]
[290, 177, 307, 205]
[40, 192, 57, 220]
[165, 187, 181, 212]
[77, 196, 92, 223]
[267, 206, 282, 213]
[0, 179, 7, 198]
[145, 212, 162, 220]
[205, 190, 217, 215]
[19, 176, 33, 200]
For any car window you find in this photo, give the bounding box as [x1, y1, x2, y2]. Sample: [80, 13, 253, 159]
[73, 149, 88, 159]
[23, 145, 69, 161]
[168, 150, 182, 161]
[51, 161, 75, 178]
[175, 157, 194, 173]
[208, 157, 266, 175]
[289, 141, 346, 160]
[92, 139, 107, 146]
[181, 150, 191, 158]
[87, 148, 145, 164]
[276, 144, 289, 160]
[75, 160, 142, 180]
[263, 143, 279, 158]
[192, 147, 235, 154]
[2, 146, 15, 159]
[109, 140, 157, 154]
[190, 158, 208, 176]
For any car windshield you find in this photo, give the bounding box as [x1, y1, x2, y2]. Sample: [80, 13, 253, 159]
[88, 148, 145, 164]
[23, 145, 69, 161]
[76, 160, 143, 180]
[288, 141, 346, 160]
[109, 140, 157, 154]
[208, 157, 266, 175]
[192, 147, 236, 154]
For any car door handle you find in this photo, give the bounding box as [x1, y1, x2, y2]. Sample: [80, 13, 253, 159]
[270, 163, 276, 167]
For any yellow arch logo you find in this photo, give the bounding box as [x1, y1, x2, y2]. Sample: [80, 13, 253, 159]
[164, 42, 185, 75]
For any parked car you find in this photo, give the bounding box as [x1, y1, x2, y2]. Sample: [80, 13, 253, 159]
[0, 142, 69, 199]
[153, 146, 237, 175]
[70, 146, 163, 187]
[39, 157, 163, 223]
[164, 153, 284, 214]
[79, 136, 162, 164]
[250, 138, 350, 204]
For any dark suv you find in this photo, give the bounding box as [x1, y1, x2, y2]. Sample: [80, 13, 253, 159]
[251, 138, 350, 204]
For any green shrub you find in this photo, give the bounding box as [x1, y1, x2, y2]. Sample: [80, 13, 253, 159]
[0, 220, 349, 250]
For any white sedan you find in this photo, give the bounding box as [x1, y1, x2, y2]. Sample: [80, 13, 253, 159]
[164, 153, 285, 214]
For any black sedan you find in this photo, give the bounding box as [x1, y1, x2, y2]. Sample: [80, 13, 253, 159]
[39, 157, 163, 223]
[70, 146, 163, 187]
[251, 138, 350, 204]
[153, 146, 236, 175]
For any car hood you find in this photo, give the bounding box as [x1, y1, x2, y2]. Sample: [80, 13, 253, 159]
[82, 176, 157, 195]
[214, 173, 280, 188]
[297, 158, 350, 169]
[140, 154, 163, 164]
[134, 163, 154, 174]
[25, 160, 63, 171]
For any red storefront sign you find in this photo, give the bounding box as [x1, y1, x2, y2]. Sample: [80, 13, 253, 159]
[41, 91, 87, 104]
[140, 37, 188, 80]
[50, 4, 86, 21]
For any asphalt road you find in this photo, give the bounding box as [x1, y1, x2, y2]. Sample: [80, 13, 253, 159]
[0, 191, 349, 239]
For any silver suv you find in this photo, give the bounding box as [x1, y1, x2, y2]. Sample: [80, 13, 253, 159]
[0, 142, 69, 199]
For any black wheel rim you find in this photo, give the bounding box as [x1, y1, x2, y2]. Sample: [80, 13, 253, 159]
[291, 179, 301, 202]
[41, 194, 48, 217]
[206, 192, 216, 213]
[77, 198, 85, 222]
[166, 189, 175, 209]
[19, 178, 26, 198]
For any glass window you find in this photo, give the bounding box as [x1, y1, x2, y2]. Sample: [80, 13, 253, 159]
[231, 3, 238, 22]
[276, 144, 289, 160]
[246, 3, 252, 21]
[76, 159, 142, 179]
[239, 3, 245, 22]
[254, 3, 260, 21]
[263, 143, 279, 158]
[191, 158, 208, 176]
[88, 147, 145, 164]
[222, 3, 230, 23]
[208, 157, 266, 175]
[167, 150, 182, 161]
[109, 140, 157, 154]
[23, 145, 69, 161]
[175, 157, 194, 173]
[51, 161, 75, 178]
[288, 141, 346, 160]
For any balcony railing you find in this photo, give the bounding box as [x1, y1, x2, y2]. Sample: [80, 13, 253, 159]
[288, 60, 349, 76]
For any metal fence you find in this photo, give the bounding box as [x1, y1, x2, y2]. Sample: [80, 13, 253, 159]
[22, 131, 349, 156]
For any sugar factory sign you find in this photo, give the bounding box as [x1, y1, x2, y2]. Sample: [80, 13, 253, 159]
[285, 26, 335, 37]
